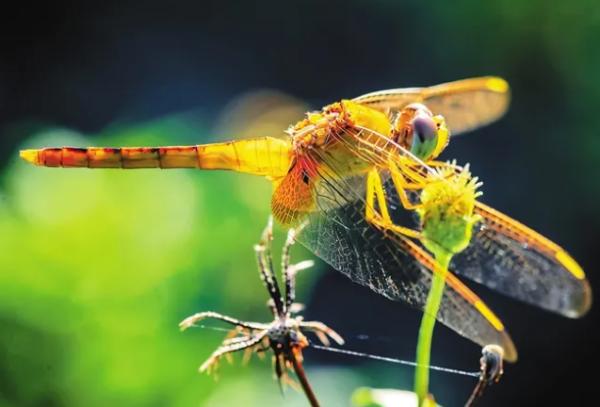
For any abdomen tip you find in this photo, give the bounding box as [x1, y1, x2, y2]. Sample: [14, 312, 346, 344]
[20, 150, 41, 166]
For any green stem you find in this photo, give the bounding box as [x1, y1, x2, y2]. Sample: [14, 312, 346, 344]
[414, 251, 453, 407]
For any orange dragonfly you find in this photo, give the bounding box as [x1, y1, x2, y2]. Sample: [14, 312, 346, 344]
[20, 77, 592, 363]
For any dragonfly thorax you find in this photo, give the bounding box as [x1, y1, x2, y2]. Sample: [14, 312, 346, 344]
[288, 100, 394, 173]
[289, 108, 344, 154]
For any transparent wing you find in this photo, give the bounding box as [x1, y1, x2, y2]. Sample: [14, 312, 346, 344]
[213, 89, 309, 142]
[388, 161, 592, 319]
[271, 134, 517, 361]
[353, 88, 423, 114]
[352, 77, 510, 136]
[449, 201, 592, 318]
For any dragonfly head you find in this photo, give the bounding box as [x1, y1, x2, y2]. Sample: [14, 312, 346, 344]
[396, 103, 450, 161]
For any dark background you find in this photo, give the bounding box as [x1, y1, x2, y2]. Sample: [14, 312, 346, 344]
[1, 1, 599, 406]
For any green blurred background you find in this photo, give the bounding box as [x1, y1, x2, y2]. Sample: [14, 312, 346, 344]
[1, 1, 599, 406]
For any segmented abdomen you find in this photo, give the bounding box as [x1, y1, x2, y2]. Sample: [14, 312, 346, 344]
[21, 146, 201, 169]
[20, 138, 294, 178]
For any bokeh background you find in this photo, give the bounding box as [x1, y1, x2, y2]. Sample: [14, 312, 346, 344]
[1, 1, 599, 406]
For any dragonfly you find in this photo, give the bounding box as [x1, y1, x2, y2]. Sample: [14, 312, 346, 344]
[20, 77, 592, 363]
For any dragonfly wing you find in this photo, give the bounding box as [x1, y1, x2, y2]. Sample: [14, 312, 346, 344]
[214, 90, 309, 141]
[419, 77, 510, 136]
[385, 165, 592, 319]
[272, 152, 517, 361]
[448, 202, 592, 318]
[352, 77, 510, 136]
[352, 88, 424, 115]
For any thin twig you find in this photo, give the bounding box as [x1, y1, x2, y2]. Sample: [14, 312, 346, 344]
[288, 349, 321, 407]
[464, 380, 485, 407]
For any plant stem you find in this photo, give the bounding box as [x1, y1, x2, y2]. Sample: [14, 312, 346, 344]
[289, 349, 321, 407]
[414, 251, 453, 407]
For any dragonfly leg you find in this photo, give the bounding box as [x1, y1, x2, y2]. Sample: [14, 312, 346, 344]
[388, 159, 459, 211]
[395, 157, 461, 192]
[365, 169, 422, 239]
[396, 157, 432, 186]
[397, 158, 464, 188]
[385, 161, 432, 211]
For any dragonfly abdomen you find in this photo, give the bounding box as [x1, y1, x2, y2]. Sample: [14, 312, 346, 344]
[20, 137, 294, 176]
[20, 146, 202, 169]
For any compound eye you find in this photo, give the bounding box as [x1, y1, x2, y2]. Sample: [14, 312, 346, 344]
[413, 115, 437, 142]
[410, 114, 439, 160]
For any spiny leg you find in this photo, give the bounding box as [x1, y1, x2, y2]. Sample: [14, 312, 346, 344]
[222, 334, 253, 347]
[272, 351, 302, 394]
[282, 228, 296, 277]
[266, 298, 279, 317]
[251, 337, 271, 361]
[179, 311, 268, 331]
[180, 217, 332, 407]
[284, 261, 314, 318]
[255, 216, 285, 316]
[277, 353, 302, 393]
[223, 325, 248, 344]
[200, 330, 269, 373]
[222, 326, 243, 365]
[299, 321, 345, 346]
[221, 329, 272, 362]
[282, 371, 301, 392]
[288, 303, 306, 314]
[282, 228, 296, 316]
[281, 222, 315, 317]
[273, 352, 286, 394]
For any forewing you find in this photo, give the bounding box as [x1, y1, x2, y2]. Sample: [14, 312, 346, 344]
[214, 90, 309, 142]
[420, 77, 510, 135]
[353, 88, 423, 115]
[353, 77, 510, 136]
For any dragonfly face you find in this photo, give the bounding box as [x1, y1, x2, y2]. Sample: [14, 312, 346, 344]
[392, 103, 450, 162]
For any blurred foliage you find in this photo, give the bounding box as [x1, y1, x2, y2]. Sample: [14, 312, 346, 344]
[352, 387, 441, 407]
[0, 116, 333, 407]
